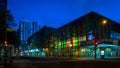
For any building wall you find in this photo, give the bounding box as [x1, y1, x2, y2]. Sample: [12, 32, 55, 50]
[47, 12, 120, 57]
[27, 26, 56, 56]
[19, 19, 40, 51]
[24, 12, 120, 58]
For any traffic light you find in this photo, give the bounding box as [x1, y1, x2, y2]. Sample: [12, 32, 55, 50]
[95, 42, 98, 45]
[4, 41, 7, 46]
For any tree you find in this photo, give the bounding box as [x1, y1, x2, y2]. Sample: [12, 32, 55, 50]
[7, 30, 20, 46]
[6, 10, 16, 27]
[0, 10, 20, 46]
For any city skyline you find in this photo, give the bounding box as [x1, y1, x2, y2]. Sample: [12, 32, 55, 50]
[8, 0, 120, 29]
[19, 19, 41, 44]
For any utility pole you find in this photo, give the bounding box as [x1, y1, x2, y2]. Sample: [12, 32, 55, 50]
[4, 0, 8, 68]
[94, 21, 98, 59]
[94, 40, 98, 59]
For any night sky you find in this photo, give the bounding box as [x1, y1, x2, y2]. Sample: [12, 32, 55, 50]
[8, 0, 120, 29]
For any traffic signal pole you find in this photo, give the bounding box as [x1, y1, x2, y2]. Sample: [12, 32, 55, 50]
[94, 21, 98, 59]
[94, 42, 97, 59]
[4, 0, 8, 68]
[4, 46, 7, 68]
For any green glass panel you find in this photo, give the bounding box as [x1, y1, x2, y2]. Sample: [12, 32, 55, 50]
[50, 44, 53, 48]
[58, 45, 61, 51]
[55, 45, 57, 49]
[83, 35, 86, 41]
[58, 45, 61, 48]
[58, 41, 61, 45]
[73, 33, 76, 36]
[63, 40, 66, 44]
[75, 39, 79, 42]
[76, 36, 79, 43]
[75, 43, 78, 46]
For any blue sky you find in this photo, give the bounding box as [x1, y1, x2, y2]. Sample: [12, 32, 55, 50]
[8, 0, 120, 29]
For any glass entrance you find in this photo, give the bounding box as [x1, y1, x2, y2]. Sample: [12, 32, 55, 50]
[80, 47, 94, 58]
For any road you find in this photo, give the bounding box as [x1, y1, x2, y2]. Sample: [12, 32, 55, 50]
[2, 56, 120, 68]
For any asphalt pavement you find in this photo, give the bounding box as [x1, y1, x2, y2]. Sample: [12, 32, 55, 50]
[2, 56, 120, 68]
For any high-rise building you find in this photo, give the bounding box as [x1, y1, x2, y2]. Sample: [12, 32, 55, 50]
[19, 19, 40, 50]
[0, 0, 6, 12]
[32, 21, 41, 34]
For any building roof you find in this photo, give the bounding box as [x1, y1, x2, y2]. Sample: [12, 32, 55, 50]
[58, 11, 120, 32]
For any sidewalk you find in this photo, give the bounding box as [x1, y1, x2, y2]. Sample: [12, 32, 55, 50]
[13, 56, 120, 62]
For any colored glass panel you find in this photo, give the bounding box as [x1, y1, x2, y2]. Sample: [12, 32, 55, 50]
[75, 36, 79, 42]
[57, 45, 61, 51]
[88, 34, 93, 40]
[58, 41, 61, 45]
[63, 40, 66, 44]
[55, 45, 57, 49]
[50, 44, 53, 48]
[83, 35, 86, 41]
[80, 37, 83, 41]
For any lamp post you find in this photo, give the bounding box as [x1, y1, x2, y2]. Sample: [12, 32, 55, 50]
[102, 20, 107, 43]
[94, 20, 97, 59]
[94, 20, 107, 59]
[4, 41, 7, 68]
[94, 41, 98, 59]
[4, 0, 8, 68]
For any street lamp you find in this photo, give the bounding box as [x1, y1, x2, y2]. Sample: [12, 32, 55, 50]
[102, 20, 107, 24]
[102, 20, 107, 43]
[94, 20, 107, 59]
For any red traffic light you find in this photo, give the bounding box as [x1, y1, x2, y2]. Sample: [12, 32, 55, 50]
[4, 41, 7, 46]
[95, 42, 98, 45]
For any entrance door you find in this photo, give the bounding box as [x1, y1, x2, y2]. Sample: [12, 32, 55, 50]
[105, 48, 112, 57]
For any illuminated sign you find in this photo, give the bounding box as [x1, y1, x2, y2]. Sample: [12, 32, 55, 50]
[88, 34, 93, 40]
[101, 50, 104, 55]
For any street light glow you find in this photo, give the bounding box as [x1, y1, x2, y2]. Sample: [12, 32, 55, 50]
[69, 44, 72, 47]
[102, 20, 107, 24]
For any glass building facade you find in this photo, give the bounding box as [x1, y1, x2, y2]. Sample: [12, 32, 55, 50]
[27, 26, 56, 56]
[19, 19, 40, 52]
[47, 12, 120, 58]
